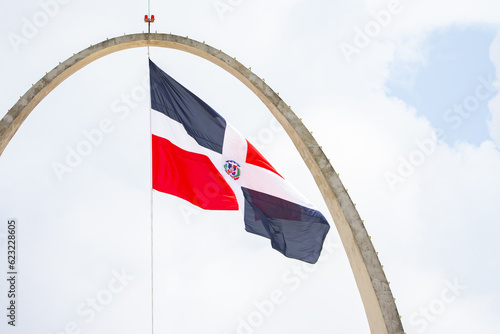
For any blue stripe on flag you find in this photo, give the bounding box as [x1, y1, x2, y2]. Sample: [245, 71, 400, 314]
[149, 60, 227, 154]
[241, 187, 330, 264]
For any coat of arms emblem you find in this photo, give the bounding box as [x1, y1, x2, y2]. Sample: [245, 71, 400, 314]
[224, 160, 241, 180]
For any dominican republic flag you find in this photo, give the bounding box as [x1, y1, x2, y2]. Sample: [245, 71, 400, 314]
[150, 60, 330, 263]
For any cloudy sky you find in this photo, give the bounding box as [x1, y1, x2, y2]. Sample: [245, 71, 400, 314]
[1, 0, 499, 333]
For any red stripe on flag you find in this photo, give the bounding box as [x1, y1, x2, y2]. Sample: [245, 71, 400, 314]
[152, 135, 239, 210]
[245, 140, 283, 178]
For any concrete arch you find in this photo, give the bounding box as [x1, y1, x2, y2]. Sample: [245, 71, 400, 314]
[0, 33, 404, 333]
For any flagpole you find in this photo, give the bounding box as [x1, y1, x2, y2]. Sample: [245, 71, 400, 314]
[150, 189, 154, 334]
[148, 56, 155, 334]
[145, 0, 154, 329]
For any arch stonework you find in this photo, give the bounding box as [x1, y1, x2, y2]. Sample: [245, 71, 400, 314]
[0, 33, 404, 333]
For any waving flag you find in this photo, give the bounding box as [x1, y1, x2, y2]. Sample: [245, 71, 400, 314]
[149, 60, 329, 263]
